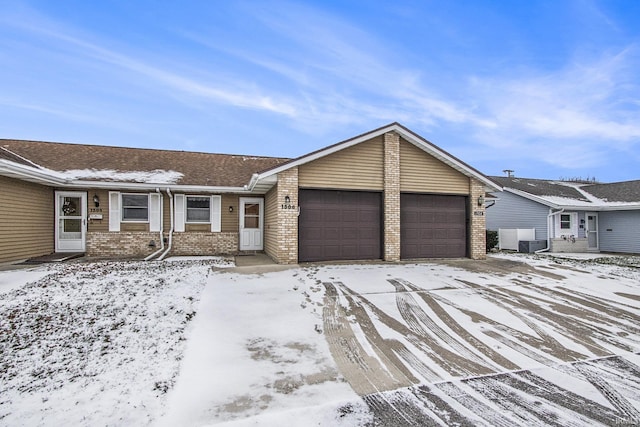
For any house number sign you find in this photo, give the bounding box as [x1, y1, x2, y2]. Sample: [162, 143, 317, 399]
[281, 204, 296, 210]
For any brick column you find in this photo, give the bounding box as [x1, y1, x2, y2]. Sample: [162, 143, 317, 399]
[276, 167, 299, 264]
[469, 178, 487, 260]
[384, 132, 401, 261]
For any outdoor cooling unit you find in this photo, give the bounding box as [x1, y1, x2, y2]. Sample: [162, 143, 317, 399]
[518, 240, 547, 253]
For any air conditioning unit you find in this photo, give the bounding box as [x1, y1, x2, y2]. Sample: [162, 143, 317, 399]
[518, 240, 547, 253]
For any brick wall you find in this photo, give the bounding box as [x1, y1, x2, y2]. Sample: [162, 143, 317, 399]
[171, 232, 238, 255]
[469, 179, 487, 260]
[87, 232, 159, 257]
[550, 237, 588, 253]
[384, 131, 401, 261]
[271, 167, 299, 264]
[87, 231, 238, 257]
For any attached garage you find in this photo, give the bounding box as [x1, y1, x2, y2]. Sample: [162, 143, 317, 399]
[298, 189, 382, 262]
[401, 193, 467, 259]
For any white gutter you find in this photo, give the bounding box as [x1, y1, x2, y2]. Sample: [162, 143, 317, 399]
[157, 188, 174, 261]
[536, 208, 564, 254]
[144, 188, 165, 261]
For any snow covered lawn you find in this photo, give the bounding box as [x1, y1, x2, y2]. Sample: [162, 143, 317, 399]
[2, 253, 640, 426]
[0, 258, 229, 426]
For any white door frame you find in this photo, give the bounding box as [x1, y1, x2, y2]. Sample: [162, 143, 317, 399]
[239, 197, 264, 251]
[55, 191, 87, 252]
[586, 212, 599, 251]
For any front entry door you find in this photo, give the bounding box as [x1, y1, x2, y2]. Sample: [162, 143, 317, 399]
[239, 197, 263, 251]
[55, 191, 87, 252]
[586, 212, 599, 251]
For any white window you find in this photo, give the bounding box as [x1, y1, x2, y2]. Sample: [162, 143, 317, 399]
[121, 194, 149, 222]
[554, 212, 577, 237]
[175, 194, 221, 232]
[186, 196, 210, 223]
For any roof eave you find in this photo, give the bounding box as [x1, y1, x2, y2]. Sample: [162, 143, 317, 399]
[252, 123, 502, 191]
[0, 160, 66, 186]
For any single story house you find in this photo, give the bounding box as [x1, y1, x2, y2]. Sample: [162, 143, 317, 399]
[0, 123, 500, 265]
[486, 176, 640, 254]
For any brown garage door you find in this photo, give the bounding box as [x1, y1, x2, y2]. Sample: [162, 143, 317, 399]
[299, 190, 382, 262]
[401, 193, 467, 259]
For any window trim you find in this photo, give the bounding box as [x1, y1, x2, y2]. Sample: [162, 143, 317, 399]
[186, 195, 212, 224]
[121, 193, 149, 223]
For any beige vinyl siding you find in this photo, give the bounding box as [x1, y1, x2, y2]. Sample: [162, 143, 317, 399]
[400, 138, 469, 194]
[264, 185, 278, 259]
[221, 194, 239, 233]
[87, 189, 110, 232]
[0, 176, 54, 263]
[298, 136, 384, 190]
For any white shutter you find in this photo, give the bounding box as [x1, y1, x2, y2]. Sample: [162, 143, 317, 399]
[174, 194, 185, 232]
[149, 193, 162, 232]
[109, 192, 120, 232]
[211, 195, 221, 232]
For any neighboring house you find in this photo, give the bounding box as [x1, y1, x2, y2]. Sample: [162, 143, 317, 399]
[486, 176, 640, 254]
[0, 123, 500, 264]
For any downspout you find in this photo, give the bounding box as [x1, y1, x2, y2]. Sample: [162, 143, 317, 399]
[144, 188, 165, 261]
[157, 188, 174, 261]
[536, 208, 564, 254]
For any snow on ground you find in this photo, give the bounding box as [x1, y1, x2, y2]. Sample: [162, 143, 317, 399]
[0, 268, 51, 295]
[2, 253, 640, 426]
[0, 258, 217, 426]
[161, 268, 365, 427]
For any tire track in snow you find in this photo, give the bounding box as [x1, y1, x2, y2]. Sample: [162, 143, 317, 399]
[393, 278, 520, 371]
[388, 279, 500, 373]
[322, 282, 414, 396]
[334, 281, 492, 379]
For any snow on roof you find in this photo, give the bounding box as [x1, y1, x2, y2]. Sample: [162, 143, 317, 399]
[60, 168, 184, 184]
[491, 176, 640, 209]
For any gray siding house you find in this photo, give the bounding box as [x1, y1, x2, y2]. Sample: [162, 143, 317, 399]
[486, 177, 640, 254]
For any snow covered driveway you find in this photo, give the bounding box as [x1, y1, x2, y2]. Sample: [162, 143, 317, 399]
[315, 255, 640, 426]
[2, 254, 639, 426]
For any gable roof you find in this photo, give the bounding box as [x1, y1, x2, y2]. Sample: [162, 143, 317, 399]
[491, 176, 640, 210]
[251, 122, 502, 192]
[1, 123, 499, 193]
[0, 139, 289, 190]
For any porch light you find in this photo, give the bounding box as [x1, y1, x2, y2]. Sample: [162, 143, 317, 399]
[284, 195, 291, 204]
[477, 195, 484, 207]
[93, 194, 100, 207]
[229, 206, 234, 213]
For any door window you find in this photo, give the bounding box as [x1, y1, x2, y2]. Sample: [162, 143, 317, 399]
[244, 203, 260, 228]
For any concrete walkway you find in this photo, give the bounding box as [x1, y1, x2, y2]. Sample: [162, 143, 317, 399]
[229, 253, 296, 274]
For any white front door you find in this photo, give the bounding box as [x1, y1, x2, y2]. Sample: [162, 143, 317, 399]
[239, 197, 263, 251]
[586, 212, 599, 251]
[55, 191, 87, 252]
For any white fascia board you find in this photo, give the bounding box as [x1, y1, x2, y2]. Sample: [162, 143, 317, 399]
[504, 188, 561, 208]
[0, 160, 66, 185]
[64, 180, 252, 193]
[252, 123, 501, 192]
[504, 187, 640, 211]
[397, 127, 502, 192]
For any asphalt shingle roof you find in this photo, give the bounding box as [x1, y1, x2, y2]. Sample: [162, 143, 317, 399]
[583, 180, 640, 203]
[489, 176, 590, 202]
[0, 139, 290, 187]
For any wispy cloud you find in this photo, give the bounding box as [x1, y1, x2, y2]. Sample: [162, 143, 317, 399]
[1, 9, 298, 117]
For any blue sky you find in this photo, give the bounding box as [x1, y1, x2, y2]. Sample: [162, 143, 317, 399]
[1, 1, 639, 182]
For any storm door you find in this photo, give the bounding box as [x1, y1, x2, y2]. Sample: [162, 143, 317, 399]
[239, 197, 263, 251]
[55, 191, 87, 252]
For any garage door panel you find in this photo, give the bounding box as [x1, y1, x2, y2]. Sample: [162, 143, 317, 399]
[299, 190, 382, 262]
[401, 193, 467, 259]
